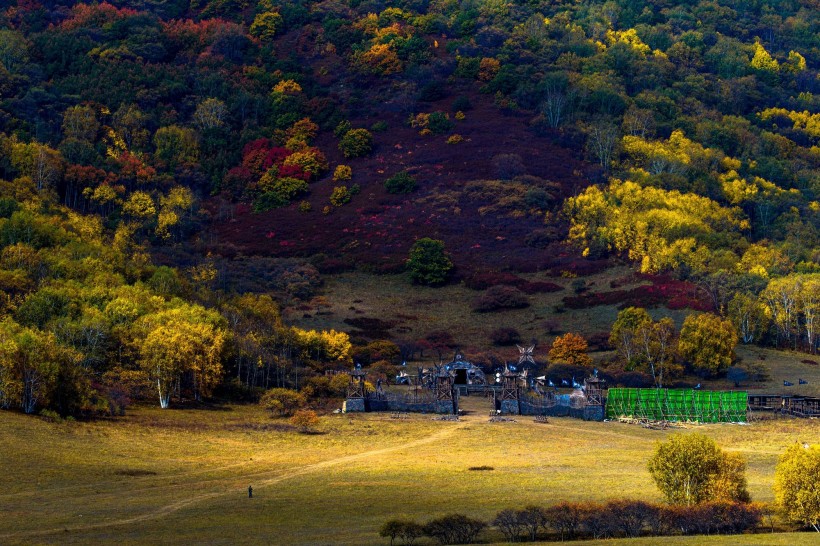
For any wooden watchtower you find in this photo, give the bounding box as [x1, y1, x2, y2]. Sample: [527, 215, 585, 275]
[501, 370, 519, 401]
[347, 369, 367, 399]
[435, 372, 454, 401]
[584, 376, 605, 406]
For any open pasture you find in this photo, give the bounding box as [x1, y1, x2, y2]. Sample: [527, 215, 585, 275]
[1, 401, 818, 545]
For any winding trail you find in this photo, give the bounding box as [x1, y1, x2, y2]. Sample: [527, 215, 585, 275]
[0, 422, 465, 541]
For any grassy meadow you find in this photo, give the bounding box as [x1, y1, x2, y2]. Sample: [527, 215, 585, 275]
[287, 268, 691, 352]
[1, 397, 819, 545]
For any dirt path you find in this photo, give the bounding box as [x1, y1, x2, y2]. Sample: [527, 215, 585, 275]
[0, 422, 465, 541]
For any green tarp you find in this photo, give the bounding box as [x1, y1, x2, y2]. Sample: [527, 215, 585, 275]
[605, 388, 747, 423]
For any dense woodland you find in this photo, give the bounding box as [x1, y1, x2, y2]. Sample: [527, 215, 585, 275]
[0, 0, 819, 417]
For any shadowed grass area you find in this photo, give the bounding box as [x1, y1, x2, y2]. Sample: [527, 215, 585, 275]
[1, 402, 818, 545]
[288, 268, 679, 352]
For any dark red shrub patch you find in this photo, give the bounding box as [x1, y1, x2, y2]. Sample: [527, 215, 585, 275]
[464, 271, 562, 294]
[587, 331, 612, 352]
[473, 286, 529, 312]
[490, 327, 521, 346]
[518, 281, 563, 294]
[464, 271, 522, 290]
[562, 275, 712, 311]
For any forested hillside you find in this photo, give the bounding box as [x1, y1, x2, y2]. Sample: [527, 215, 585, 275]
[0, 0, 818, 417]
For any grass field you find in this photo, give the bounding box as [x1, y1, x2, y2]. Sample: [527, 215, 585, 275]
[1, 396, 818, 545]
[287, 268, 690, 353]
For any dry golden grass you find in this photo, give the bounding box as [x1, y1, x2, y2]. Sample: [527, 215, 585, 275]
[1, 399, 818, 545]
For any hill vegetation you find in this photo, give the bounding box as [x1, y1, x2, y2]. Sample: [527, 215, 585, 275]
[0, 0, 819, 418]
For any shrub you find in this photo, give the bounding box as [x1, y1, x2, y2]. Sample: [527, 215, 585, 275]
[423, 514, 486, 545]
[472, 285, 529, 312]
[493, 509, 525, 543]
[579, 503, 610, 539]
[518, 505, 548, 541]
[407, 238, 452, 285]
[524, 187, 554, 209]
[446, 134, 463, 144]
[253, 176, 309, 212]
[493, 153, 525, 179]
[334, 120, 352, 138]
[427, 111, 453, 134]
[452, 95, 472, 111]
[774, 443, 820, 532]
[371, 120, 388, 132]
[454, 111, 465, 120]
[369, 360, 397, 384]
[478, 57, 501, 81]
[260, 388, 306, 416]
[333, 165, 352, 182]
[605, 499, 658, 538]
[290, 409, 319, 432]
[544, 502, 585, 540]
[298, 200, 311, 212]
[380, 519, 424, 546]
[385, 171, 417, 194]
[648, 433, 749, 506]
[328, 373, 350, 397]
[330, 185, 352, 207]
[661, 502, 760, 535]
[339, 128, 373, 158]
[283, 148, 328, 178]
[419, 80, 447, 101]
[490, 327, 521, 346]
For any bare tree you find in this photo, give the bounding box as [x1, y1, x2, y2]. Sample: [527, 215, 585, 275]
[586, 121, 619, 174]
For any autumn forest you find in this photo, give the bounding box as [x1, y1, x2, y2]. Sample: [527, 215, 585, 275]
[0, 0, 817, 422]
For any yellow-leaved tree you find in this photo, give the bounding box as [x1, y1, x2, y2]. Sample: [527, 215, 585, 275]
[774, 443, 820, 532]
[138, 306, 227, 408]
[678, 313, 737, 378]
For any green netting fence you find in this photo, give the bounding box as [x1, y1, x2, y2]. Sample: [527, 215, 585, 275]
[605, 388, 747, 423]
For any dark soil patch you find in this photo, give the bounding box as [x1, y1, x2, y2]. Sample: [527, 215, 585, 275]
[226, 422, 296, 432]
[115, 469, 158, 477]
[343, 317, 396, 338]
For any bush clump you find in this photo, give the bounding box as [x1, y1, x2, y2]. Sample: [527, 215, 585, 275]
[330, 185, 353, 207]
[490, 327, 521, 346]
[333, 164, 352, 181]
[423, 514, 486, 545]
[339, 128, 373, 158]
[472, 285, 529, 312]
[385, 171, 417, 194]
[290, 409, 320, 432]
[260, 388, 306, 416]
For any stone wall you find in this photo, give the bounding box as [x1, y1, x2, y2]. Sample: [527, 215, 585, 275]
[512, 398, 605, 421]
[344, 397, 456, 414]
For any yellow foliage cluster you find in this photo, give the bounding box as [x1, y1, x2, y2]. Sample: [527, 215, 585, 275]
[758, 107, 820, 139]
[351, 43, 402, 75]
[333, 165, 352, 182]
[292, 328, 352, 362]
[750, 41, 779, 72]
[272, 79, 302, 95]
[282, 147, 328, 178]
[565, 178, 748, 273]
[478, 57, 501, 81]
[622, 130, 723, 176]
[604, 28, 651, 55]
